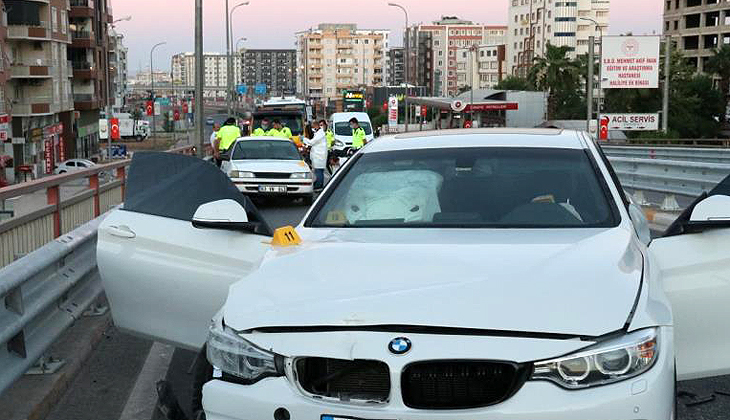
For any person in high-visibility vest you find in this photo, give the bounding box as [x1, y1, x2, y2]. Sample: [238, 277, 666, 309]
[214, 117, 241, 167]
[320, 120, 335, 149]
[350, 117, 367, 150]
[267, 120, 293, 141]
[252, 118, 270, 136]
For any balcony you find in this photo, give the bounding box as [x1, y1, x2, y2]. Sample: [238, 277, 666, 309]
[10, 61, 53, 79]
[10, 98, 54, 117]
[73, 94, 100, 111]
[72, 61, 99, 79]
[7, 22, 49, 40]
[72, 31, 96, 48]
[70, 0, 95, 18]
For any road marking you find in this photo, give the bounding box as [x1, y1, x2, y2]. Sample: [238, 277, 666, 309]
[119, 342, 174, 420]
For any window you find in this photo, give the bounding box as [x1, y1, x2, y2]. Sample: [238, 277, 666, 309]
[307, 148, 617, 229]
[61, 11, 67, 34]
[231, 139, 301, 160]
[51, 6, 58, 32]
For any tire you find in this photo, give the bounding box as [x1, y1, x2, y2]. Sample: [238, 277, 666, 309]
[59, 170, 67, 174]
[136, 135, 143, 142]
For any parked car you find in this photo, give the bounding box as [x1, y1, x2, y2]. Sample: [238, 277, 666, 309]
[330, 111, 374, 151]
[54, 159, 96, 174]
[97, 129, 730, 420]
[221, 137, 314, 204]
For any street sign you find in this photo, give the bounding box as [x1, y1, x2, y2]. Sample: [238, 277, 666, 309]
[388, 96, 399, 127]
[99, 118, 109, 140]
[110, 118, 120, 140]
[451, 100, 467, 112]
[237, 84, 248, 95]
[601, 36, 661, 89]
[44, 140, 53, 174]
[154, 101, 161, 116]
[603, 113, 660, 131]
[0, 114, 9, 143]
[254, 84, 267, 95]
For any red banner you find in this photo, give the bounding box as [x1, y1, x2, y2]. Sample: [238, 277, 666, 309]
[44, 140, 53, 174]
[421, 106, 427, 117]
[110, 118, 120, 140]
[599, 116, 610, 141]
[146, 101, 154, 116]
[465, 103, 519, 111]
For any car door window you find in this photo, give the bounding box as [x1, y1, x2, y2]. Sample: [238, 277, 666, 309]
[66, 161, 76, 167]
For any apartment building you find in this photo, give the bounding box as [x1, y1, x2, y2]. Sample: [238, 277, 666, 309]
[171, 52, 241, 98]
[408, 17, 507, 97]
[5, 0, 74, 181]
[109, 29, 128, 113]
[241, 49, 296, 97]
[507, 0, 610, 77]
[455, 44, 507, 90]
[1, 0, 9, 184]
[387, 47, 405, 85]
[663, 0, 730, 72]
[296, 23, 390, 102]
[68, 0, 113, 159]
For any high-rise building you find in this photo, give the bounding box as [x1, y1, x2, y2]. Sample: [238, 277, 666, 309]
[171, 52, 241, 98]
[109, 29, 128, 114]
[68, 0, 114, 158]
[455, 44, 507, 90]
[6, 0, 75, 181]
[387, 47, 405, 86]
[507, 0, 610, 77]
[241, 49, 296, 97]
[296, 23, 390, 102]
[407, 17, 507, 97]
[663, 0, 724, 72]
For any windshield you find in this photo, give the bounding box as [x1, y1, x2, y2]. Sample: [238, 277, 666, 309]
[308, 147, 618, 228]
[231, 140, 301, 160]
[334, 121, 373, 136]
[253, 115, 303, 135]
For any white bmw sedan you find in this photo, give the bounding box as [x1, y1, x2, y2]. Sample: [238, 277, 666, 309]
[98, 129, 730, 420]
[222, 137, 314, 203]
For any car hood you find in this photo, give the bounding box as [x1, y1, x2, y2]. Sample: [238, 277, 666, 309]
[224, 226, 643, 337]
[230, 159, 309, 173]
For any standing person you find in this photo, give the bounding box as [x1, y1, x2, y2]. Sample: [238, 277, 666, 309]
[304, 119, 327, 191]
[321, 120, 334, 150]
[267, 119, 292, 141]
[213, 117, 241, 167]
[209, 123, 221, 163]
[252, 118, 271, 136]
[350, 117, 367, 150]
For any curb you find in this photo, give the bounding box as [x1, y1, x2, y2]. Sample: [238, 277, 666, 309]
[0, 309, 112, 420]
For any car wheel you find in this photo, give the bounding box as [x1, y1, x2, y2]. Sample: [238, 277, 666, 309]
[59, 170, 67, 174]
[136, 135, 143, 142]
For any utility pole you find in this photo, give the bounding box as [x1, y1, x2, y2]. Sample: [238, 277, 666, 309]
[587, 35, 594, 133]
[150, 42, 167, 145]
[225, 0, 231, 116]
[389, 3, 408, 132]
[195, 0, 205, 157]
[663, 35, 671, 133]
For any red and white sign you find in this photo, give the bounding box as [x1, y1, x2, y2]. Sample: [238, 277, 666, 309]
[0, 114, 10, 143]
[603, 113, 660, 131]
[44, 140, 53, 174]
[451, 100, 467, 112]
[421, 106, 427, 117]
[146, 101, 154, 116]
[602, 36, 661, 89]
[599, 116, 610, 141]
[58, 134, 66, 162]
[465, 103, 519, 112]
[388, 96, 399, 127]
[110, 118, 120, 140]
[464, 120, 473, 129]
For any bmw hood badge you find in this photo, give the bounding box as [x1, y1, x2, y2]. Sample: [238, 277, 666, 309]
[388, 337, 412, 355]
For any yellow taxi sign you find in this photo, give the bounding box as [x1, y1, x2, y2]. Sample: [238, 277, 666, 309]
[271, 226, 302, 246]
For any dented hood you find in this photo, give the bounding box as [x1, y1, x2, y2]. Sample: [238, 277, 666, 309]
[223, 226, 643, 337]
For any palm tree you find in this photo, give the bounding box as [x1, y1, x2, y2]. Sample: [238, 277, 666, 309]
[706, 45, 730, 123]
[527, 44, 582, 120]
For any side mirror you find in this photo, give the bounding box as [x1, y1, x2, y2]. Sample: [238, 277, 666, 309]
[192, 199, 257, 232]
[690, 195, 730, 222]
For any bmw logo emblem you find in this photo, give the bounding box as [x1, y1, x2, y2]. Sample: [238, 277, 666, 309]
[388, 337, 412, 355]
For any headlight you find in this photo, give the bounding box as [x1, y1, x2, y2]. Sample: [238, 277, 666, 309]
[229, 170, 254, 178]
[290, 172, 312, 179]
[531, 328, 658, 389]
[206, 322, 282, 383]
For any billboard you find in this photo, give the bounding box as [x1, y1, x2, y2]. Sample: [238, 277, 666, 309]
[388, 96, 398, 127]
[601, 36, 661, 89]
[603, 113, 660, 131]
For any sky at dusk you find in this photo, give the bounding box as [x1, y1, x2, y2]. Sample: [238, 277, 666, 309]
[112, 0, 663, 74]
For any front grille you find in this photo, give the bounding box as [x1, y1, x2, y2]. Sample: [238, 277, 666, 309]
[401, 360, 529, 409]
[254, 172, 289, 179]
[296, 357, 390, 402]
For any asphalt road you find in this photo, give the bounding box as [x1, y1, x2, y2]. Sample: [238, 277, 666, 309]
[42, 198, 729, 420]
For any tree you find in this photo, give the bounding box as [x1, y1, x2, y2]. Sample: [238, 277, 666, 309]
[527, 44, 584, 120]
[705, 45, 730, 122]
[494, 76, 533, 91]
[457, 85, 472, 95]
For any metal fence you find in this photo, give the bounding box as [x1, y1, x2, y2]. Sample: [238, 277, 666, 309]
[604, 145, 730, 164]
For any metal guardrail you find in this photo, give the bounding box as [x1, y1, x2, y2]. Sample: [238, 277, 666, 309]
[604, 146, 730, 164]
[616, 138, 730, 147]
[0, 216, 102, 396]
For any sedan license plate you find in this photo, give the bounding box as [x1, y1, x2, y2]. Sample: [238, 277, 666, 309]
[259, 185, 287, 193]
[323, 416, 391, 420]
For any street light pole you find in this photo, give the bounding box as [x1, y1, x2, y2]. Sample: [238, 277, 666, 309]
[227, 1, 249, 117]
[235, 37, 247, 117]
[195, 0, 205, 158]
[389, 2, 408, 132]
[105, 16, 131, 160]
[150, 41, 167, 144]
[580, 17, 603, 138]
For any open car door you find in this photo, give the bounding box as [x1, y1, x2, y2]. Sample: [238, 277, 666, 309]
[649, 174, 730, 380]
[97, 152, 273, 350]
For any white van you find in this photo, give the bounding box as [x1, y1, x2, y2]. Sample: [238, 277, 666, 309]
[330, 112, 375, 151]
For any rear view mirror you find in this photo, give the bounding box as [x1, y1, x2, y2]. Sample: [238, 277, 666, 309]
[690, 195, 730, 222]
[192, 199, 257, 232]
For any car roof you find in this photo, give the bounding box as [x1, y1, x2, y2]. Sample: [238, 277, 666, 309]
[235, 136, 295, 142]
[331, 112, 370, 122]
[361, 128, 588, 153]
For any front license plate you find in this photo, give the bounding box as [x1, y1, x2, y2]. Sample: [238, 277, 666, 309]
[259, 185, 287, 193]
[323, 416, 391, 420]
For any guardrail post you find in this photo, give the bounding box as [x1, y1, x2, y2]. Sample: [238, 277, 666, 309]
[632, 190, 650, 206]
[115, 167, 126, 200]
[47, 185, 60, 238]
[661, 194, 681, 211]
[89, 173, 100, 217]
